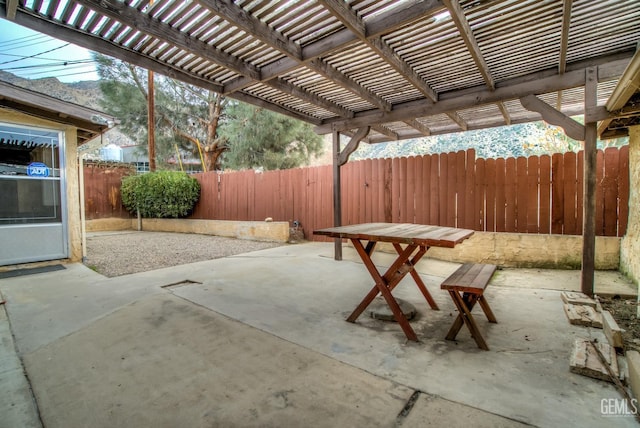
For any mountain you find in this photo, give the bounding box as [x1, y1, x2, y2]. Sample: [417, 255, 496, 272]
[0, 70, 134, 153]
[0, 70, 103, 110]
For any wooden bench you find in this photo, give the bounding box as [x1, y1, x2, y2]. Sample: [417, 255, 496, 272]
[441, 263, 497, 350]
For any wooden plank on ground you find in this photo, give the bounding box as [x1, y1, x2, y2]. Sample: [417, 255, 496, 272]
[563, 304, 603, 328]
[561, 291, 597, 307]
[602, 310, 625, 350]
[570, 338, 619, 382]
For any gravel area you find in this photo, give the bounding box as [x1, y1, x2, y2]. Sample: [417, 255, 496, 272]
[84, 231, 285, 277]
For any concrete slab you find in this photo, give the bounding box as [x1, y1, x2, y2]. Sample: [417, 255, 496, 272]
[24, 293, 414, 428]
[400, 392, 531, 427]
[0, 305, 41, 428]
[0, 242, 638, 427]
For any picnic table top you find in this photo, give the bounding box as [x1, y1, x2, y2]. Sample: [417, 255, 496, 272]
[313, 223, 474, 248]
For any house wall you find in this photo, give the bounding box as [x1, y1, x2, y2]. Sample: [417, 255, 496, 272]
[621, 125, 640, 285]
[0, 110, 82, 263]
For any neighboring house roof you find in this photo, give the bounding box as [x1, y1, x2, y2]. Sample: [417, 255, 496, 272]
[0, 80, 118, 145]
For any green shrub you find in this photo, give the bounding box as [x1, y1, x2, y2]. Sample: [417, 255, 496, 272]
[121, 171, 201, 218]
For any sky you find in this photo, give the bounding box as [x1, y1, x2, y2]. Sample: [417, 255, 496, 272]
[0, 19, 99, 82]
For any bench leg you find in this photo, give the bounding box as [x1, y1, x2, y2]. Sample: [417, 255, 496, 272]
[445, 291, 489, 351]
[478, 295, 497, 323]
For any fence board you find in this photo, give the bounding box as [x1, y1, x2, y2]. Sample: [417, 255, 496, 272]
[429, 154, 439, 225]
[475, 158, 486, 231]
[551, 153, 564, 234]
[504, 157, 517, 232]
[421, 156, 431, 225]
[445, 152, 456, 227]
[485, 158, 496, 232]
[380, 159, 389, 222]
[454, 151, 466, 228]
[577, 151, 584, 235]
[414, 156, 424, 224]
[495, 158, 506, 232]
[406, 157, 416, 224]
[464, 150, 476, 230]
[527, 156, 539, 233]
[596, 150, 605, 235]
[539, 155, 551, 234]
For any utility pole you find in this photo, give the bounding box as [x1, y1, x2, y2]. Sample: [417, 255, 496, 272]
[148, 69, 156, 171]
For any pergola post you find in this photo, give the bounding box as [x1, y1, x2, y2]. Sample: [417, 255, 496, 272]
[332, 127, 371, 260]
[332, 130, 342, 260]
[581, 67, 598, 296]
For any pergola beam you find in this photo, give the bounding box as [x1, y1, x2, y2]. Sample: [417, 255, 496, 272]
[315, 56, 629, 134]
[5, 0, 17, 19]
[556, 0, 573, 109]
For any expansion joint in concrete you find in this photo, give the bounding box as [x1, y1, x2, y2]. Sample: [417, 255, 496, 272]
[395, 390, 421, 425]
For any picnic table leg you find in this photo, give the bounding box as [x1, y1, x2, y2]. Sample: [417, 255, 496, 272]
[346, 239, 420, 341]
[445, 291, 489, 350]
[392, 243, 439, 310]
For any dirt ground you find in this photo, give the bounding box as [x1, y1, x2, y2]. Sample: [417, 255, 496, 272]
[599, 296, 640, 353]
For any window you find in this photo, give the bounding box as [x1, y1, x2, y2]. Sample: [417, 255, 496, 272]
[0, 123, 63, 224]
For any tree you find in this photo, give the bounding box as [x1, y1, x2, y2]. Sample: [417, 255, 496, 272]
[219, 102, 324, 170]
[93, 53, 228, 170]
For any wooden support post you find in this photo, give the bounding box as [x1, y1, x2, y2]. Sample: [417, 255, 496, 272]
[333, 131, 342, 260]
[582, 67, 597, 296]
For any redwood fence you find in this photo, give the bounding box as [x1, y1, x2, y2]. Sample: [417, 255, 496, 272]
[84, 147, 630, 241]
[83, 161, 135, 219]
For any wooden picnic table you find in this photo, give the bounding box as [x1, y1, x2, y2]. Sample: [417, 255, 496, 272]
[314, 223, 474, 341]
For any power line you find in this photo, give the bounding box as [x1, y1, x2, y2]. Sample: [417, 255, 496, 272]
[0, 43, 72, 66]
[0, 33, 50, 48]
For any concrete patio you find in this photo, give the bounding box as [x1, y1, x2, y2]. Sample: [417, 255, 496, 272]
[1, 242, 638, 428]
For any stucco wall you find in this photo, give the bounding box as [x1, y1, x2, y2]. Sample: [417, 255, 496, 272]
[0, 111, 82, 263]
[375, 232, 620, 270]
[86, 218, 291, 243]
[621, 125, 640, 285]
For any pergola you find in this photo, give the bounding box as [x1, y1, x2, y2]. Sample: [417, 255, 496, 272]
[2, 0, 639, 294]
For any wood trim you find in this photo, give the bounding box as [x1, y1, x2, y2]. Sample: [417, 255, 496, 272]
[338, 126, 370, 166]
[520, 94, 585, 141]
